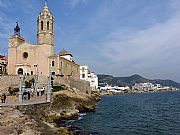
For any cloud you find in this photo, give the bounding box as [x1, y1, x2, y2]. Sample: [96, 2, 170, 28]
[95, 1, 180, 81]
[0, 0, 12, 8]
[0, 0, 15, 54]
[0, 0, 41, 54]
[69, 0, 88, 9]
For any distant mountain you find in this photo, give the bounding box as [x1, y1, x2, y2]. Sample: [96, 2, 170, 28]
[98, 74, 180, 88]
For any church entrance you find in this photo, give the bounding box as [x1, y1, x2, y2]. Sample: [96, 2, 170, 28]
[17, 68, 23, 75]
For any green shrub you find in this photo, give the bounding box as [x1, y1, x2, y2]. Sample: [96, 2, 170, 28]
[25, 78, 35, 88]
[52, 85, 67, 92]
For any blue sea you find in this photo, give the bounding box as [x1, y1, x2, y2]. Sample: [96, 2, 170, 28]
[73, 91, 180, 135]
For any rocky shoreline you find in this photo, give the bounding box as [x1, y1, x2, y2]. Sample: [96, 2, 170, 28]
[0, 89, 100, 135]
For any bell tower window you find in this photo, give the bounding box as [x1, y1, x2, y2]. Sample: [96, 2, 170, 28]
[41, 21, 43, 30]
[52, 60, 55, 67]
[47, 21, 49, 30]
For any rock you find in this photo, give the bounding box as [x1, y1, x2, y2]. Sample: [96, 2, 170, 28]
[0, 107, 41, 135]
[0, 88, 100, 135]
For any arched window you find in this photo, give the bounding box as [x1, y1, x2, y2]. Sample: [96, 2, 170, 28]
[41, 21, 43, 30]
[52, 60, 55, 67]
[17, 68, 23, 75]
[47, 21, 49, 30]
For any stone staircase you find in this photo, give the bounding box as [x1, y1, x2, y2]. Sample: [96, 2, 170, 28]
[35, 75, 48, 90]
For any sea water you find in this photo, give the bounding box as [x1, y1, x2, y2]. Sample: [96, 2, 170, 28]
[73, 91, 180, 135]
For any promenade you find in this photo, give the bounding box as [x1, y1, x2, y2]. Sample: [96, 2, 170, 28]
[0, 94, 47, 107]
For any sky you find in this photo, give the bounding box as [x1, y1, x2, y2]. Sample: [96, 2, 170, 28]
[0, 0, 180, 82]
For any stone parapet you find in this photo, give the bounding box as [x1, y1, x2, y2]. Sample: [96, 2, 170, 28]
[53, 76, 91, 94]
[0, 75, 34, 93]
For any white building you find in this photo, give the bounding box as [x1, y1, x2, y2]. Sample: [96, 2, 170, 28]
[80, 66, 89, 80]
[88, 72, 98, 90]
[132, 82, 164, 91]
[80, 66, 98, 90]
[132, 83, 154, 91]
[100, 85, 130, 91]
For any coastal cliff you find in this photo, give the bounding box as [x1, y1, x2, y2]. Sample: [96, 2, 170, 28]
[0, 88, 100, 134]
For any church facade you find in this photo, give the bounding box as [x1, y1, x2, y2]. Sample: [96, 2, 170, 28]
[7, 2, 80, 78]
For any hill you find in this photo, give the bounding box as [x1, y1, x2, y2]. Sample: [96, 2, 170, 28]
[98, 74, 180, 88]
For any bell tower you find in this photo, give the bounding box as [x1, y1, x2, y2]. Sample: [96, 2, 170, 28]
[37, 1, 54, 54]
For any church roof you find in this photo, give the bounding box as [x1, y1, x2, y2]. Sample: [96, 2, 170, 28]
[59, 49, 73, 57]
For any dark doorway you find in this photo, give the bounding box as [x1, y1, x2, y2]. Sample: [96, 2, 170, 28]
[17, 68, 23, 75]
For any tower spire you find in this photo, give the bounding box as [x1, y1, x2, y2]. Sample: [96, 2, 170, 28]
[45, 0, 47, 6]
[43, 0, 49, 11]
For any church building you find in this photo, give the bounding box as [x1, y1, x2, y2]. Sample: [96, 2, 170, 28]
[7, 2, 80, 78]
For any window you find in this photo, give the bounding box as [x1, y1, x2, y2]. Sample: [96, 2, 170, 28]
[47, 21, 49, 30]
[23, 52, 28, 59]
[31, 71, 33, 75]
[82, 74, 85, 78]
[52, 72, 55, 75]
[52, 60, 55, 67]
[41, 21, 43, 30]
[61, 62, 63, 68]
[65, 63, 68, 68]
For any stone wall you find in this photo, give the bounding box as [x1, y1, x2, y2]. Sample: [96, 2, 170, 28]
[70, 77, 91, 94]
[54, 76, 91, 94]
[0, 75, 34, 93]
[53, 76, 70, 87]
[0, 75, 48, 93]
[36, 75, 48, 89]
[0, 75, 91, 94]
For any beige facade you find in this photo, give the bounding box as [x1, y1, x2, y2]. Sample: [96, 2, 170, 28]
[7, 3, 79, 78]
[0, 55, 7, 75]
[8, 3, 53, 76]
[49, 51, 80, 78]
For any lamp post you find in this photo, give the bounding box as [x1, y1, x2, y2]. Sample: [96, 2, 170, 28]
[34, 64, 38, 91]
[47, 62, 52, 102]
[19, 74, 25, 103]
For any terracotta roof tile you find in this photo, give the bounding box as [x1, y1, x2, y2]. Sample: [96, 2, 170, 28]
[59, 49, 72, 56]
